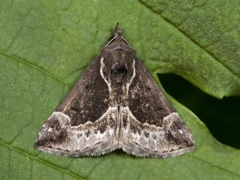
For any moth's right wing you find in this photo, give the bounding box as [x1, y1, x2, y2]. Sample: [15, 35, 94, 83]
[119, 58, 195, 158]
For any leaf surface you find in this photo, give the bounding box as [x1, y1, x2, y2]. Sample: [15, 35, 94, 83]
[1, 0, 240, 179]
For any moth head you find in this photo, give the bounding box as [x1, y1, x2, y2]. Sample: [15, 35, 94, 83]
[105, 24, 131, 49]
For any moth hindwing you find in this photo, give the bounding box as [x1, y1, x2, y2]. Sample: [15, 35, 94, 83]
[34, 24, 195, 158]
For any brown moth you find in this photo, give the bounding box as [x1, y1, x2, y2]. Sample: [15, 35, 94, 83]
[35, 24, 195, 158]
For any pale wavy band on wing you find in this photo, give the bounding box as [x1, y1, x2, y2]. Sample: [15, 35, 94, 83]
[35, 107, 118, 157]
[119, 107, 195, 158]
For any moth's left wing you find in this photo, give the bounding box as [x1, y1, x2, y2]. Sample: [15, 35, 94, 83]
[119, 58, 195, 158]
[35, 58, 118, 157]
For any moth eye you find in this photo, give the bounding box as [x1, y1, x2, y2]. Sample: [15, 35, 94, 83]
[112, 64, 128, 75]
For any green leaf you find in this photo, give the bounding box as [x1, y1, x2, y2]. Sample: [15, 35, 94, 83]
[1, 0, 240, 179]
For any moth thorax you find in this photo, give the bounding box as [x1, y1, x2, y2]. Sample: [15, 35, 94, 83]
[111, 64, 128, 84]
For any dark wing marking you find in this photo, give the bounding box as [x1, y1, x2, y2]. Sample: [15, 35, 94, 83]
[56, 57, 109, 125]
[34, 57, 118, 157]
[119, 58, 195, 158]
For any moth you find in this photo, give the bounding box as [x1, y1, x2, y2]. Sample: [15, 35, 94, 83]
[35, 24, 195, 158]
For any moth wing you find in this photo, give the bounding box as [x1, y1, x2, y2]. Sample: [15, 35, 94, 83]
[35, 58, 118, 157]
[120, 58, 195, 158]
